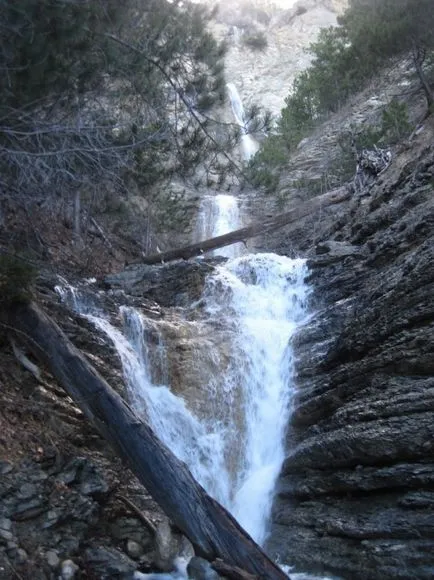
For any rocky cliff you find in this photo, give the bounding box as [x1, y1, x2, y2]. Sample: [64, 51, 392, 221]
[267, 115, 434, 578]
[1, 2, 433, 578]
[210, 0, 346, 115]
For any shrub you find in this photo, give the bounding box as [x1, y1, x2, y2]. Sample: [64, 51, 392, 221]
[242, 31, 268, 51]
[0, 254, 37, 306]
[381, 99, 411, 143]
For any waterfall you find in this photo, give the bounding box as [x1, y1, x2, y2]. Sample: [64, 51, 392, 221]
[86, 310, 233, 505]
[195, 193, 243, 258]
[56, 194, 311, 572]
[56, 255, 309, 547]
[227, 82, 259, 161]
[201, 254, 309, 543]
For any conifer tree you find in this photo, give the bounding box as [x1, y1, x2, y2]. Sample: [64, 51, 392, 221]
[0, 0, 231, 231]
[340, 0, 434, 110]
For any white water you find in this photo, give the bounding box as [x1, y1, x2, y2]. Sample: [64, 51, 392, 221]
[202, 254, 309, 543]
[195, 193, 243, 258]
[57, 254, 308, 547]
[227, 82, 259, 161]
[56, 197, 310, 570]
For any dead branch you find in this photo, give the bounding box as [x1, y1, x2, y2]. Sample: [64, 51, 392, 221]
[139, 187, 350, 265]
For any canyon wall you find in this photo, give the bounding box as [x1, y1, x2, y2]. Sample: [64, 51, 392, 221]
[267, 115, 434, 579]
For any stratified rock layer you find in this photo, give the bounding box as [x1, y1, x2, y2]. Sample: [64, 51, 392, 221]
[268, 123, 434, 578]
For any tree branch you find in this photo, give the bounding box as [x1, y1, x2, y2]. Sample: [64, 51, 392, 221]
[137, 187, 350, 265]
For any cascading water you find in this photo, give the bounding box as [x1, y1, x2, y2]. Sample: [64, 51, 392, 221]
[201, 254, 309, 543]
[227, 82, 259, 161]
[56, 203, 310, 573]
[195, 193, 243, 258]
[57, 256, 309, 547]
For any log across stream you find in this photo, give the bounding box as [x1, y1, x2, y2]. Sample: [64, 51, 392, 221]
[7, 301, 288, 579]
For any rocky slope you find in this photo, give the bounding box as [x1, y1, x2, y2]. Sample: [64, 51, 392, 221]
[210, 0, 346, 115]
[266, 115, 434, 578]
[0, 286, 193, 579]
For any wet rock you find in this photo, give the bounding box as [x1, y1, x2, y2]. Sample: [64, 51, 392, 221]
[268, 125, 434, 578]
[0, 518, 12, 532]
[45, 550, 60, 568]
[187, 557, 220, 580]
[12, 497, 46, 521]
[153, 518, 190, 572]
[0, 453, 123, 578]
[311, 240, 367, 266]
[105, 259, 221, 307]
[110, 517, 154, 550]
[0, 518, 13, 540]
[0, 529, 14, 543]
[0, 461, 13, 475]
[7, 545, 28, 564]
[56, 457, 109, 497]
[126, 539, 143, 560]
[17, 482, 38, 499]
[84, 546, 136, 578]
[60, 559, 79, 580]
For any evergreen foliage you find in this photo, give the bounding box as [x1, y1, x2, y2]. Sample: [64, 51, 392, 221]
[0, 253, 37, 305]
[250, 0, 434, 192]
[0, 0, 232, 225]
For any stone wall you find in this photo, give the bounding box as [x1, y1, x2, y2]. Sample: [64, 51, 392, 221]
[267, 117, 434, 578]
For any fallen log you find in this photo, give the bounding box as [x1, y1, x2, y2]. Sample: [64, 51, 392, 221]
[212, 558, 257, 580]
[7, 301, 288, 580]
[140, 187, 349, 265]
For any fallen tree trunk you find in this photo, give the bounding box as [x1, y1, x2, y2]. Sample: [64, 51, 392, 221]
[212, 558, 257, 580]
[140, 187, 349, 265]
[7, 301, 288, 580]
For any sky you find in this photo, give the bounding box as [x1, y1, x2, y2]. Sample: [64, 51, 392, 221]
[195, 0, 300, 7]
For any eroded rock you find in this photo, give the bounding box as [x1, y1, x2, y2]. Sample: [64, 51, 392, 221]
[268, 120, 434, 578]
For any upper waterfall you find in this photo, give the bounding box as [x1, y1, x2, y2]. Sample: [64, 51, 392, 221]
[195, 193, 244, 258]
[227, 82, 259, 161]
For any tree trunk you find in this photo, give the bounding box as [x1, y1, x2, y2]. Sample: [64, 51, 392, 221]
[7, 301, 288, 580]
[73, 190, 81, 240]
[139, 187, 349, 265]
[412, 43, 434, 113]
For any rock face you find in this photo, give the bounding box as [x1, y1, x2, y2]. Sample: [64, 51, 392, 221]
[0, 453, 154, 579]
[210, 0, 345, 115]
[267, 119, 434, 577]
[105, 258, 222, 308]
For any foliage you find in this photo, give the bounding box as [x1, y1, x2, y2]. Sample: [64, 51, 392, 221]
[340, 0, 434, 108]
[0, 0, 232, 232]
[277, 25, 374, 148]
[331, 100, 411, 185]
[0, 254, 37, 305]
[253, 0, 433, 195]
[340, 0, 434, 61]
[242, 30, 268, 51]
[381, 99, 412, 143]
[247, 135, 288, 192]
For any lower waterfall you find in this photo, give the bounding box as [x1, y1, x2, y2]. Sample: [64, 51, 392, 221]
[56, 189, 313, 574]
[57, 254, 309, 548]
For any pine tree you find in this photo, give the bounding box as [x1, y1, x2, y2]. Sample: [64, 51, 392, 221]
[340, 0, 434, 110]
[0, 0, 231, 232]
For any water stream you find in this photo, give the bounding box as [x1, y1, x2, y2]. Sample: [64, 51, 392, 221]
[202, 253, 309, 542]
[58, 252, 308, 540]
[227, 82, 259, 161]
[195, 193, 243, 258]
[56, 192, 311, 572]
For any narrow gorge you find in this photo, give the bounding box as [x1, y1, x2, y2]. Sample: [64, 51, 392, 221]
[1, 1, 433, 580]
